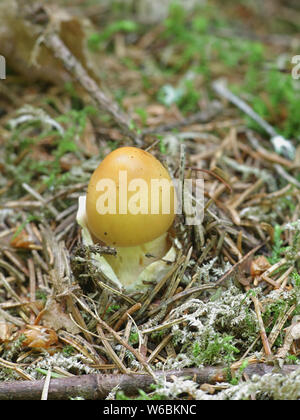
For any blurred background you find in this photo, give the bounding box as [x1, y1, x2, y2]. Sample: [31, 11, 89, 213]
[0, 1, 300, 397]
[1, 0, 299, 138]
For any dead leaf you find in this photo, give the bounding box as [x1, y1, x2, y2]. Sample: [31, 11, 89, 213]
[0, 0, 100, 84]
[250, 255, 271, 277]
[41, 298, 80, 334]
[10, 229, 37, 250]
[0, 321, 14, 342]
[21, 325, 58, 349]
[277, 317, 300, 359]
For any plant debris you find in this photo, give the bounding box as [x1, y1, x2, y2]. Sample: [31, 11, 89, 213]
[0, 0, 300, 400]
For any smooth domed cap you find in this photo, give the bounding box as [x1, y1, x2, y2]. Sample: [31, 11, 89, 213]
[86, 147, 176, 247]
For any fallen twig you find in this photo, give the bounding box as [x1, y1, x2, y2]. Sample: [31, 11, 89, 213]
[141, 101, 223, 136]
[212, 79, 295, 159]
[25, 6, 141, 145]
[0, 364, 298, 400]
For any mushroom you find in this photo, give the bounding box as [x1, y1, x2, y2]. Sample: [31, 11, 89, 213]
[80, 146, 176, 290]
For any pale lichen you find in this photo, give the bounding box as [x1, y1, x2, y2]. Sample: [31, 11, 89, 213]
[155, 286, 258, 369]
[152, 368, 300, 400]
[24, 352, 98, 379]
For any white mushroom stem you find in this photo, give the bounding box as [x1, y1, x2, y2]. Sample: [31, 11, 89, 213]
[76, 196, 176, 291]
[104, 232, 169, 289]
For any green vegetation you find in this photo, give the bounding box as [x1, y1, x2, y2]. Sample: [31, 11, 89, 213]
[2, 105, 98, 199]
[116, 389, 164, 400]
[88, 20, 140, 51]
[88, 2, 300, 137]
[192, 334, 239, 365]
[1, 0, 300, 402]
[269, 224, 285, 265]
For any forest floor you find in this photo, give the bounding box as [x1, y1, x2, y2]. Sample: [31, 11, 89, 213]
[0, 0, 300, 400]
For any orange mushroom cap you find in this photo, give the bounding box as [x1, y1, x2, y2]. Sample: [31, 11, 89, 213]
[86, 147, 176, 247]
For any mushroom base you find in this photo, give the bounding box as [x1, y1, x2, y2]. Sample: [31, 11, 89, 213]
[76, 195, 177, 291]
[104, 233, 170, 289]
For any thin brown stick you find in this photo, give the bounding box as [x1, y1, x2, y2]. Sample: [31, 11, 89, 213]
[97, 318, 156, 379]
[31, 6, 140, 145]
[114, 303, 142, 331]
[0, 364, 298, 400]
[251, 295, 272, 356]
[147, 242, 265, 318]
[188, 167, 233, 193]
[141, 102, 222, 135]
[96, 324, 128, 374]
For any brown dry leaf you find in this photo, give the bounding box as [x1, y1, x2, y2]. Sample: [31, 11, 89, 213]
[146, 104, 168, 116]
[250, 255, 271, 277]
[21, 325, 58, 349]
[0, 0, 100, 84]
[0, 321, 14, 343]
[60, 154, 81, 171]
[10, 229, 37, 250]
[122, 94, 148, 111]
[79, 117, 98, 157]
[277, 317, 300, 359]
[41, 299, 80, 335]
[146, 103, 182, 126]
